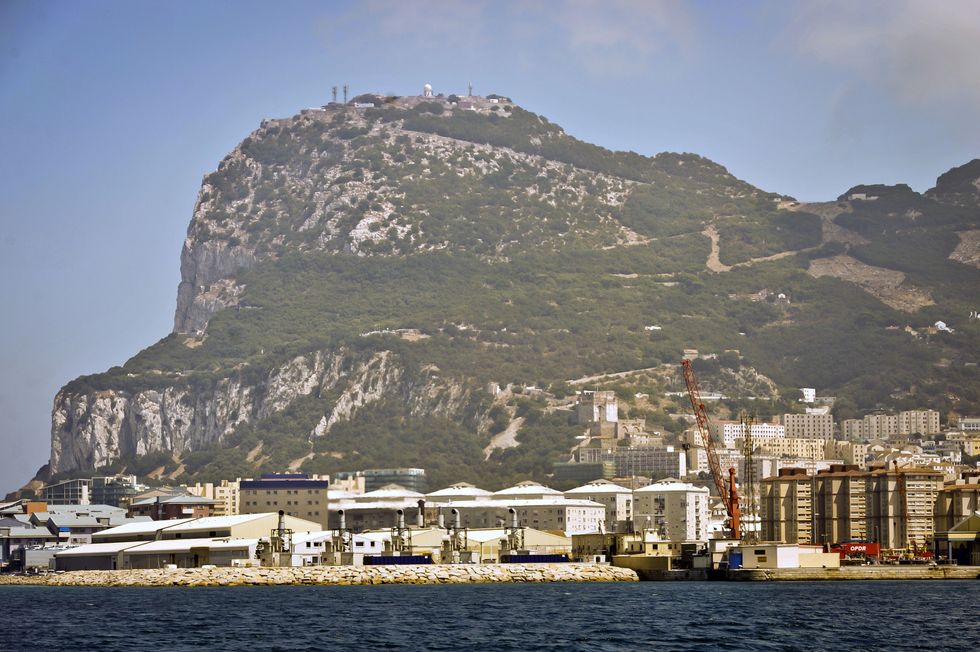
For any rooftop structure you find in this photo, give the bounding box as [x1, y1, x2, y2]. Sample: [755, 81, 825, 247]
[425, 482, 492, 503]
[491, 481, 563, 500]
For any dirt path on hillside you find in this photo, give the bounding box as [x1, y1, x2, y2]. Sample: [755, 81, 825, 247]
[288, 452, 315, 472]
[483, 416, 524, 460]
[703, 203, 862, 273]
[246, 441, 264, 462]
[568, 366, 662, 386]
[703, 225, 732, 272]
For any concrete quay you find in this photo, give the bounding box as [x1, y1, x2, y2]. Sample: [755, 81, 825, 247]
[0, 563, 638, 588]
[726, 565, 980, 581]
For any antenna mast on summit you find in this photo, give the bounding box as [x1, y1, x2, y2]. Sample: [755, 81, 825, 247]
[343, 84, 349, 104]
[468, 81, 473, 97]
[332, 86, 338, 103]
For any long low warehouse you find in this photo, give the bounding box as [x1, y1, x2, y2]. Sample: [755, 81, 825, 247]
[56, 512, 322, 571]
[55, 537, 261, 571]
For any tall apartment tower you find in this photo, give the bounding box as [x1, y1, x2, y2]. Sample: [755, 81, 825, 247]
[760, 467, 813, 544]
[866, 467, 942, 549]
[813, 465, 869, 545]
[898, 410, 940, 436]
[864, 414, 899, 439]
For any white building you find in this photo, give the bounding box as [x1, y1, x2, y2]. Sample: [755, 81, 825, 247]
[958, 417, 980, 432]
[801, 388, 816, 404]
[439, 497, 605, 536]
[564, 480, 633, 533]
[632, 480, 710, 542]
[712, 421, 786, 449]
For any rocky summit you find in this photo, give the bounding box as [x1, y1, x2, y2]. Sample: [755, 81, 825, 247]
[44, 94, 980, 489]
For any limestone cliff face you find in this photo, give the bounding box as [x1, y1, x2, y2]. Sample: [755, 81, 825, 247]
[174, 240, 256, 334]
[49, 349, 477, 474]
[167, 99, 672, 334]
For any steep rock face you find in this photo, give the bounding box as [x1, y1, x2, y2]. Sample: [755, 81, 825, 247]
[49, 348, 478, 474]
[169, 98, 756, 335]
[174, 239, 257, 333]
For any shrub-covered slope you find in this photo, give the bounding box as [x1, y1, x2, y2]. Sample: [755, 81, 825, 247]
[47, 97, 980, 488]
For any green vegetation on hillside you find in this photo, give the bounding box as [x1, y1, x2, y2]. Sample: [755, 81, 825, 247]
[55, 102, 980, 487]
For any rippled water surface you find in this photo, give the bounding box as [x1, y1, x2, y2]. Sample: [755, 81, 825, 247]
[2, 580, 978, 651]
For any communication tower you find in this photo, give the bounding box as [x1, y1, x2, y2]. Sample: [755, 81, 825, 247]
[332, 86, 337, 103]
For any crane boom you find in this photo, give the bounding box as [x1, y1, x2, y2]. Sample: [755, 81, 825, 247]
[682, 359, 741, 539]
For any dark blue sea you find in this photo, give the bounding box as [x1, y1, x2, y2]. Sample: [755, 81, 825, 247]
[2, 580, 978, 651]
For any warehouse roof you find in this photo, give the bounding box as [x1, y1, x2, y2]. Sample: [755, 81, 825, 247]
[0, 527, 57, 539]
[92, 518, 195, 540]
[358, 486, 424, 500]
[55, 541, 144, 557]
[426, 483, 491, 497]
[492, 482, 562, 497]
[130, 495, 219, 507]
[126, 537, 259, 554]
[565, 480, 633, 495]
[162, 514, 270, 532]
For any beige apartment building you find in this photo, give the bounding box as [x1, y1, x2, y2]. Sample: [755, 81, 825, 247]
[239, 474, 329, 528]
[825, 441, 868, 467]
[741, 437, 826, 460]
[898, 410, 940, 436]
[760, 468, 813, 545]
[866, 467, 942, 549]
[813, 466, 869, 545]
[841, 419, 865, 440]
[865, 414, 899, 439]
[840, 411, 940, 440]
[185, 480, 240, 516]
[781, 413, 834, 440]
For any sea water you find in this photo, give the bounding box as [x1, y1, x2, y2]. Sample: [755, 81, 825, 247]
[2, 580, 978, 651]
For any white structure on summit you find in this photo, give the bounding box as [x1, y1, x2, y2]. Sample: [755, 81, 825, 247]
[423, 83, 433, 97]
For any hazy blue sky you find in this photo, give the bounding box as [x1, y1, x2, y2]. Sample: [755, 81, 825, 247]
[1, 0, 978, 492]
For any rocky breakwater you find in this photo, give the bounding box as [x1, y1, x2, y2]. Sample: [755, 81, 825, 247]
[0, 564, 638, 587]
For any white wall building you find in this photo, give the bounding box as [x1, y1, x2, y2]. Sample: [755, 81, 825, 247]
[564, 480, 633, 533]
[632, 480, 710, 542]
[439, 497, 605, 536]
[712, 421, 786, 449]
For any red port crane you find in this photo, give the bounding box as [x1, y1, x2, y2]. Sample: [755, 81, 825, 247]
[682, 358, 741, 539]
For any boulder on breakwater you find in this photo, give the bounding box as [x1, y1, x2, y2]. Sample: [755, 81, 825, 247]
[0, 563, 638, 588]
